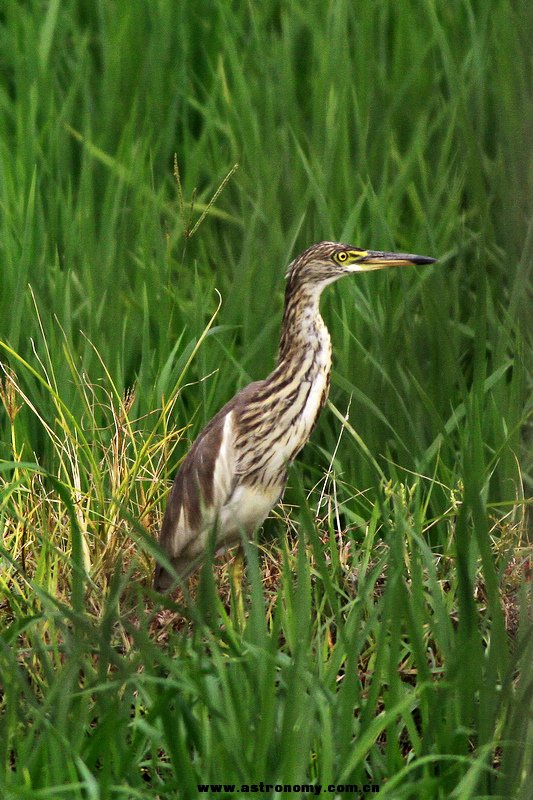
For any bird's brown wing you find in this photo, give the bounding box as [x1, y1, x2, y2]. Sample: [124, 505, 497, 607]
[154, 381, 265, 590]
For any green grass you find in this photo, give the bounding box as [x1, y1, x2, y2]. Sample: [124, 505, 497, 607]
[0, 0, 532, 797]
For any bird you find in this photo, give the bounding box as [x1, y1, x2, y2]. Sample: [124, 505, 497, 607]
[154, 241, 436, 591]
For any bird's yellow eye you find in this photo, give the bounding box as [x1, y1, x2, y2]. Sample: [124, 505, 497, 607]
[336, 251, 348, 263]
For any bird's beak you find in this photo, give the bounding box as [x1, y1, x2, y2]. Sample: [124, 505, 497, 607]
[356, 250, 437, 271]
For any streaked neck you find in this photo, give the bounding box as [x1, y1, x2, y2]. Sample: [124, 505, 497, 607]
[278, 279, 328, 364]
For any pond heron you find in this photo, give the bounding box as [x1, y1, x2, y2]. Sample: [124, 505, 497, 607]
[154, 241, 436, 591]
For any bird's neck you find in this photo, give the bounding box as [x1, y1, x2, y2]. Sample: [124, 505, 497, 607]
[237, 278, 333, 484]
[278, 279, 331, 366]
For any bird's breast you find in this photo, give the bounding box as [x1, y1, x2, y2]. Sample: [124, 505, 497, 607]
[237, 332, 332, 485]
[219, 482, 282, 540]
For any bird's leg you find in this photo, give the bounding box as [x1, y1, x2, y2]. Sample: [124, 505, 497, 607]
[230, 543, 245, 628]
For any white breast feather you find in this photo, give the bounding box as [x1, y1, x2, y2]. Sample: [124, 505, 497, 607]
[219, 483, 280, 539]
[212, 411, 236, 510]
[215, 413, 282, 540]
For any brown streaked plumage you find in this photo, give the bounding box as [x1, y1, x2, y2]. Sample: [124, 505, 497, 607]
[154, 241, 436, 590]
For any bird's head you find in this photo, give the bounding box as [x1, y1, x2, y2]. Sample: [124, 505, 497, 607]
[286, 241, 436, 289]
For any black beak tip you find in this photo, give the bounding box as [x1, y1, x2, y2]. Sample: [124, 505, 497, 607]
[413, 255, 437, 265]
